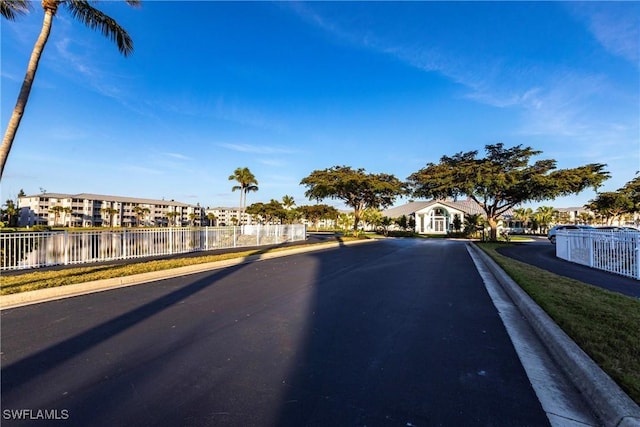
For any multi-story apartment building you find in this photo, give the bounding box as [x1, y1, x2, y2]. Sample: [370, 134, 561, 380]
[204, 207, 254, 226]
[18, 192, 204, 228]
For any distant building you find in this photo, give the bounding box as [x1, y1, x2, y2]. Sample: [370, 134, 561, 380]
[204, 207, 255, 226]
[382, 199, 512, 234]
[18, 193, 203, 228]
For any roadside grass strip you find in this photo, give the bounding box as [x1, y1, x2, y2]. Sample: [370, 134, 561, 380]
[478, 242, 640, 406]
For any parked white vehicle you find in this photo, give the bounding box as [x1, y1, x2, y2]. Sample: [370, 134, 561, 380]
[547, 224, 595, 244]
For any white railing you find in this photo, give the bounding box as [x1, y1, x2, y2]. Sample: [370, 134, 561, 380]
[556, 230, 640, 280]
[0, 225, 307, 271]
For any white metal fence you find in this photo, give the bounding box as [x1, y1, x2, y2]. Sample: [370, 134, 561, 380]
[556, 230, 640, 280]
[0, 225, 307, 271]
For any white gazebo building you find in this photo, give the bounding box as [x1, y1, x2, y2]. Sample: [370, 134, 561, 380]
[382, 199, 509, 234]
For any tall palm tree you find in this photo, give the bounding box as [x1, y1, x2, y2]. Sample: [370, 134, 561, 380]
[206, 212, 217, 227]
[578, 211, 594, 225]
[49, 205, 63, 227]
[166, 210, 180, 227]
[0, 0, 140, 179]
[101, 206, 118, 227]
[512, 207, 533, 232]
[534, 206, 556, 234]
[62, 206, 72, 227]
[228, 167, 258, 223]
[132, 205, 150, 227]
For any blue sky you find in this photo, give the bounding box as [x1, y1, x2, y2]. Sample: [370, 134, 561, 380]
[2, 1, 639, 211]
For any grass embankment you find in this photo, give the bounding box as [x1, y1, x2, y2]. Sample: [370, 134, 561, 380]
[478, 242, 640, 405]
[0, 236, 364, 296]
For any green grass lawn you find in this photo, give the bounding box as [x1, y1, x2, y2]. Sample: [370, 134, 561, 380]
[478, 242, 640, 405]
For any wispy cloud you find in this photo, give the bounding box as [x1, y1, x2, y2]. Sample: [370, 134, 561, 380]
[569, 3, 640, 67]
[259, 158, 287, 167]
[157, 95, 286, 133]
[218, 143, 295, 155]
[290, 3, 636, 148]
[287, 3, 525, 108]
[162, 152, 191, 161]
[120, 164, 163, 176]
[54, 37, 129, 100]
[515, 71, 608, 137]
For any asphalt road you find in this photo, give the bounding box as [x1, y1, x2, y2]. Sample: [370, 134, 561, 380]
[497, 237, 640, 299]
[1, 239, 551, 426]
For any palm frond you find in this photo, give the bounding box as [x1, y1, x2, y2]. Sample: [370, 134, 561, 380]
[0, 0, 31, 20]
[64, 0, 135, 56]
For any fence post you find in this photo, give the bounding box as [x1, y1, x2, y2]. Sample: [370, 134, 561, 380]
[63, 230, 69, 265]
[257, 225, 260, 246]
[234, 226, 237, 247]
[122, 229, 128, 258]
[636, 239, 640, 280]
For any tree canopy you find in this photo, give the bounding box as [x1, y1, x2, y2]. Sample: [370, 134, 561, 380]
[300, 166, 406, 230]
[246, 200, 288, 224]
[407, 143, 610, 240]
[297, 204, 338, 230]
[586, 176, 639, 225]
[586, 192, 634, 225]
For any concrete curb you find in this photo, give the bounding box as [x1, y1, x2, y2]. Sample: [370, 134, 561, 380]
[1, 239, 375, 310]
[468, 243, 640, 427]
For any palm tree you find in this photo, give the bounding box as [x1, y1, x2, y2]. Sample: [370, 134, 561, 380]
[282, 195, 295, 210]
[132, 205, 150, 227]
[463, 213, 485, 238]
[206, 212, 217, 227]
[512, 207, 533, 232]
[534, 206, 556, 234]
[62, 206, 72, 227]
[578, 211, 594, 225]
[166, 210, 180, 227]
[0, 0, 140, 179]
[49, 205, 63, 227]
[101, 206, 118, 227]
[228, 167, 258, 223]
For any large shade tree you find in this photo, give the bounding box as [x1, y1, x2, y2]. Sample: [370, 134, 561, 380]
[407, 143, 610, 240]
[0, 0, 140, 179]
[586, 192, 634, 225]
[300, 166, 406, 231]
[297, 204, 338, 231]
[620, 176, 640, 213]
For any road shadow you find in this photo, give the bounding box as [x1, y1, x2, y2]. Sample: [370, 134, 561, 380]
[0, 242, 294, 394]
